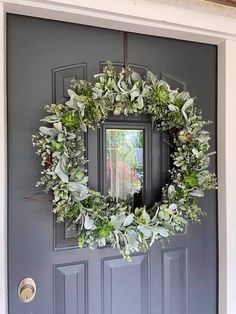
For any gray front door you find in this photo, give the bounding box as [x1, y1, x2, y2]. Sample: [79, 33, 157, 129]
[7, 14, 217, 314]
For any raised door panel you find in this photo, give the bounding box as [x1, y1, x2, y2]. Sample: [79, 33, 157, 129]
[102, 254, 149, 314]
[163, 249, 188, 314]
[53, 63, 87, 249]
[54, 262, 88, 314]
[52, 63, 87, 103]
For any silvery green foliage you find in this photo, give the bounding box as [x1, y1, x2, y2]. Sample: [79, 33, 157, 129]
[32, 62, 217, 261]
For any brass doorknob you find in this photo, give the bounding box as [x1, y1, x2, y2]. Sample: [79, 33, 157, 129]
[18, 278, 36, 303]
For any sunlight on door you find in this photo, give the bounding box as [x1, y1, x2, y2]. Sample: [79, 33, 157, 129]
[105, 129, 144, 207]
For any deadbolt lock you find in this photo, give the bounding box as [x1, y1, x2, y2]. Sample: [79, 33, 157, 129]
[18, 278, 36, 303]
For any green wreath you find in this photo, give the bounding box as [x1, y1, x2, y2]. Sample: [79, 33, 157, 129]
[32, 62, 217, 260]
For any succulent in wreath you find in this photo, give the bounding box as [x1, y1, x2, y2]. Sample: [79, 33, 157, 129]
[32, 61, 217, 261]
[61, 111, 80, 130]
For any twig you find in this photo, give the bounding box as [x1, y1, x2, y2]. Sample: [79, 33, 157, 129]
[24, 191, 52, 202]
[162, 139, 174, 148]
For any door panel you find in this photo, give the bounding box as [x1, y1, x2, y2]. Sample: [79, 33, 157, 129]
[55, 262, 88, 314]
[53, 62, 88, 250]
[52, 63, 87, 103]
[102, 254, 149, 314]
[163, 248, 187, 314]
[7, 14, 217, 314]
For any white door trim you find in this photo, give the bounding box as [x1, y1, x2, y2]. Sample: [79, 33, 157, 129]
[1, 1, 236, 313]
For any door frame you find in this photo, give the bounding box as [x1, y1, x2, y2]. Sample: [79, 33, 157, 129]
[1, 1, 236, 313]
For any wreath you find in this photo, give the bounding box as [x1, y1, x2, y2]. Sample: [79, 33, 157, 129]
[32, 62, 216, 260]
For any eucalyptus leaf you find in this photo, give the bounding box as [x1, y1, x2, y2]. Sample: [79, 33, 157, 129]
[113, 107, 121, 115]
[68, 181, 88, 193]
[121, 81, 128, 91]
[156, 226, 169, 237]
[123, 214, 134, 227]
[137, 95, 144, 108]
[130, 90, 139, 101]
[41, 115, 60, 123]
[72, 191, 90, 201]
[57, 133, 64, 142]
[126, 229, 139, 251]
[137, 225, 152, 238]
[53, 122, 63, 132]
[84, 214, 95, 230]
[141, 209, 150, 224]
[67, 133, 76, 140]
[168, 185, 175, 198]
[39, 126, 59, 137]
[110, 213, 126, 229]
[77, 102, 85, 117]
[189, 189, 204, 197]
[94, 73, 105, 80]
[79, 118, 87, 132]
[181, 98, 194, 120]
[131, 71, 141, 81]
[178, 91, 190, 101]
[67, 89, 80, 100]
[192, 148, 199, 158]
[97, 238, 106, 247]
[168, 104, 179, 112]
[66, 89, 80, 109]
[147, 71, 157, 86]
[92, 87, 103, 98]
[52, 151, 61, 158]
[112, 79, 119, 92]
[55, 161, 68, 183]
[169, 203, 177, 211]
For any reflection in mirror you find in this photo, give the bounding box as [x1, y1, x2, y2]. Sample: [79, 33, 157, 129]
[105, 129, 144, 207]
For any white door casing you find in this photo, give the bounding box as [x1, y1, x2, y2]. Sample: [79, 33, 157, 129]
[0, 1, 236, 314]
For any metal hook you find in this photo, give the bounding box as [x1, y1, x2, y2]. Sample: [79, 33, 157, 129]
[123, 31, 128, 70]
